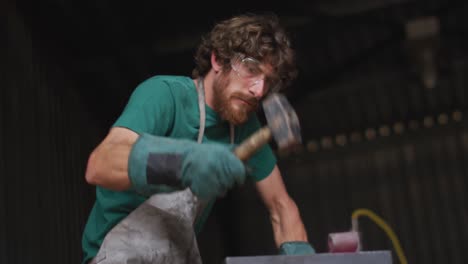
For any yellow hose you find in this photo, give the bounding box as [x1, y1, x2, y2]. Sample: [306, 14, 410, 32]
[351, 208, 408, 264]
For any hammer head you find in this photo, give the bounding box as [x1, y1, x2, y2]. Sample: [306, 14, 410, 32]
[262, 93, 302, 151]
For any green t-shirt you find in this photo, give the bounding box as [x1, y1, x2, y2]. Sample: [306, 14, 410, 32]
[81, 75, 276, 263]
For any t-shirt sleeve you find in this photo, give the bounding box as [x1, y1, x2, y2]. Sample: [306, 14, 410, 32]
[112, 76, 175, 136]
[237, 115, 277, 182]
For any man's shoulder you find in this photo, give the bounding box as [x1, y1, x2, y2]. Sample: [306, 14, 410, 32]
[132, 75, 194, 97]
[138, 75, 193, 88]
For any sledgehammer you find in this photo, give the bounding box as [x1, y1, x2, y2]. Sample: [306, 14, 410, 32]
[234, 92, 302, 160]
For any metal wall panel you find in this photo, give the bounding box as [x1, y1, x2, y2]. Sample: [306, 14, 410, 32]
[2, 2, 101, 263]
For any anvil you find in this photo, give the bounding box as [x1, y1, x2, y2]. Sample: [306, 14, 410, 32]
[224, 250, 392, 264]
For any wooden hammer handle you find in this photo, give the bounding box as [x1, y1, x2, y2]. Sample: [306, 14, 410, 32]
[233, 126, 272, 161]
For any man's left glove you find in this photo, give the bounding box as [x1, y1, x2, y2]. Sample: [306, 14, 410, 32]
[279, 241, 316, 255]
[128, 133, 246, 198]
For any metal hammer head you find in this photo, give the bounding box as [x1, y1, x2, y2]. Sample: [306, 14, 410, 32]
[262, 93, 302, 150]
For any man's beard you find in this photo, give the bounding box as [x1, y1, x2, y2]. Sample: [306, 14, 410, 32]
[212, 73, 259, 125]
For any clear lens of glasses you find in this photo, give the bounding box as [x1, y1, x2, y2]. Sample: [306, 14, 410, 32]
[231, 54, 282, 93]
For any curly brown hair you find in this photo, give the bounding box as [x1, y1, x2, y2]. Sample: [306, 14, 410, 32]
[192, 13, 297, 91]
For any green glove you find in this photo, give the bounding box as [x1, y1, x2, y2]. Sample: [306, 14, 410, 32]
[128, 133, 246, 198]
[279, 241, 316, 255]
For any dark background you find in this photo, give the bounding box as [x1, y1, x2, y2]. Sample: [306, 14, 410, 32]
[2, 0, 468, 263]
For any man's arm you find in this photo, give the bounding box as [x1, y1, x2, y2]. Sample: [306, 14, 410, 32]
[255, 165, 310, 248]
[85, 127, 138, 190]
[85, 127, 246, 198]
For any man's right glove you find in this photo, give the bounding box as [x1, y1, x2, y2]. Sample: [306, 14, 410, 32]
[128, 133, 246, 199]
[279, 241, 316, 255]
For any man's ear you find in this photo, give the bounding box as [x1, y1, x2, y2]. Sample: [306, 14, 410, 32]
[211, 52, 222, 72]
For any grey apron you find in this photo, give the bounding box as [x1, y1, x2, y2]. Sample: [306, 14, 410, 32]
[89, 78, 234, 264]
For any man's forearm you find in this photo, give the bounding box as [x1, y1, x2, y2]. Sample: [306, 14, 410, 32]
[269, 196, 308, 247]
[256, 166, 314, 254]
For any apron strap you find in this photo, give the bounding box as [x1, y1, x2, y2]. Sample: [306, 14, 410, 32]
[196, 78, 206, 144]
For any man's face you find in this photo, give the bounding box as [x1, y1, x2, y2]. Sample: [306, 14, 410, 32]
[212, 71, 259, 125]
[212, 55, 276, 125]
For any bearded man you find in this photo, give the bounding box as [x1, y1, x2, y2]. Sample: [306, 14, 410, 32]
[81, 13, 315, 264]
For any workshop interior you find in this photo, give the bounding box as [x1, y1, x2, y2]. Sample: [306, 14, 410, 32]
[2, 0, 468, 263]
